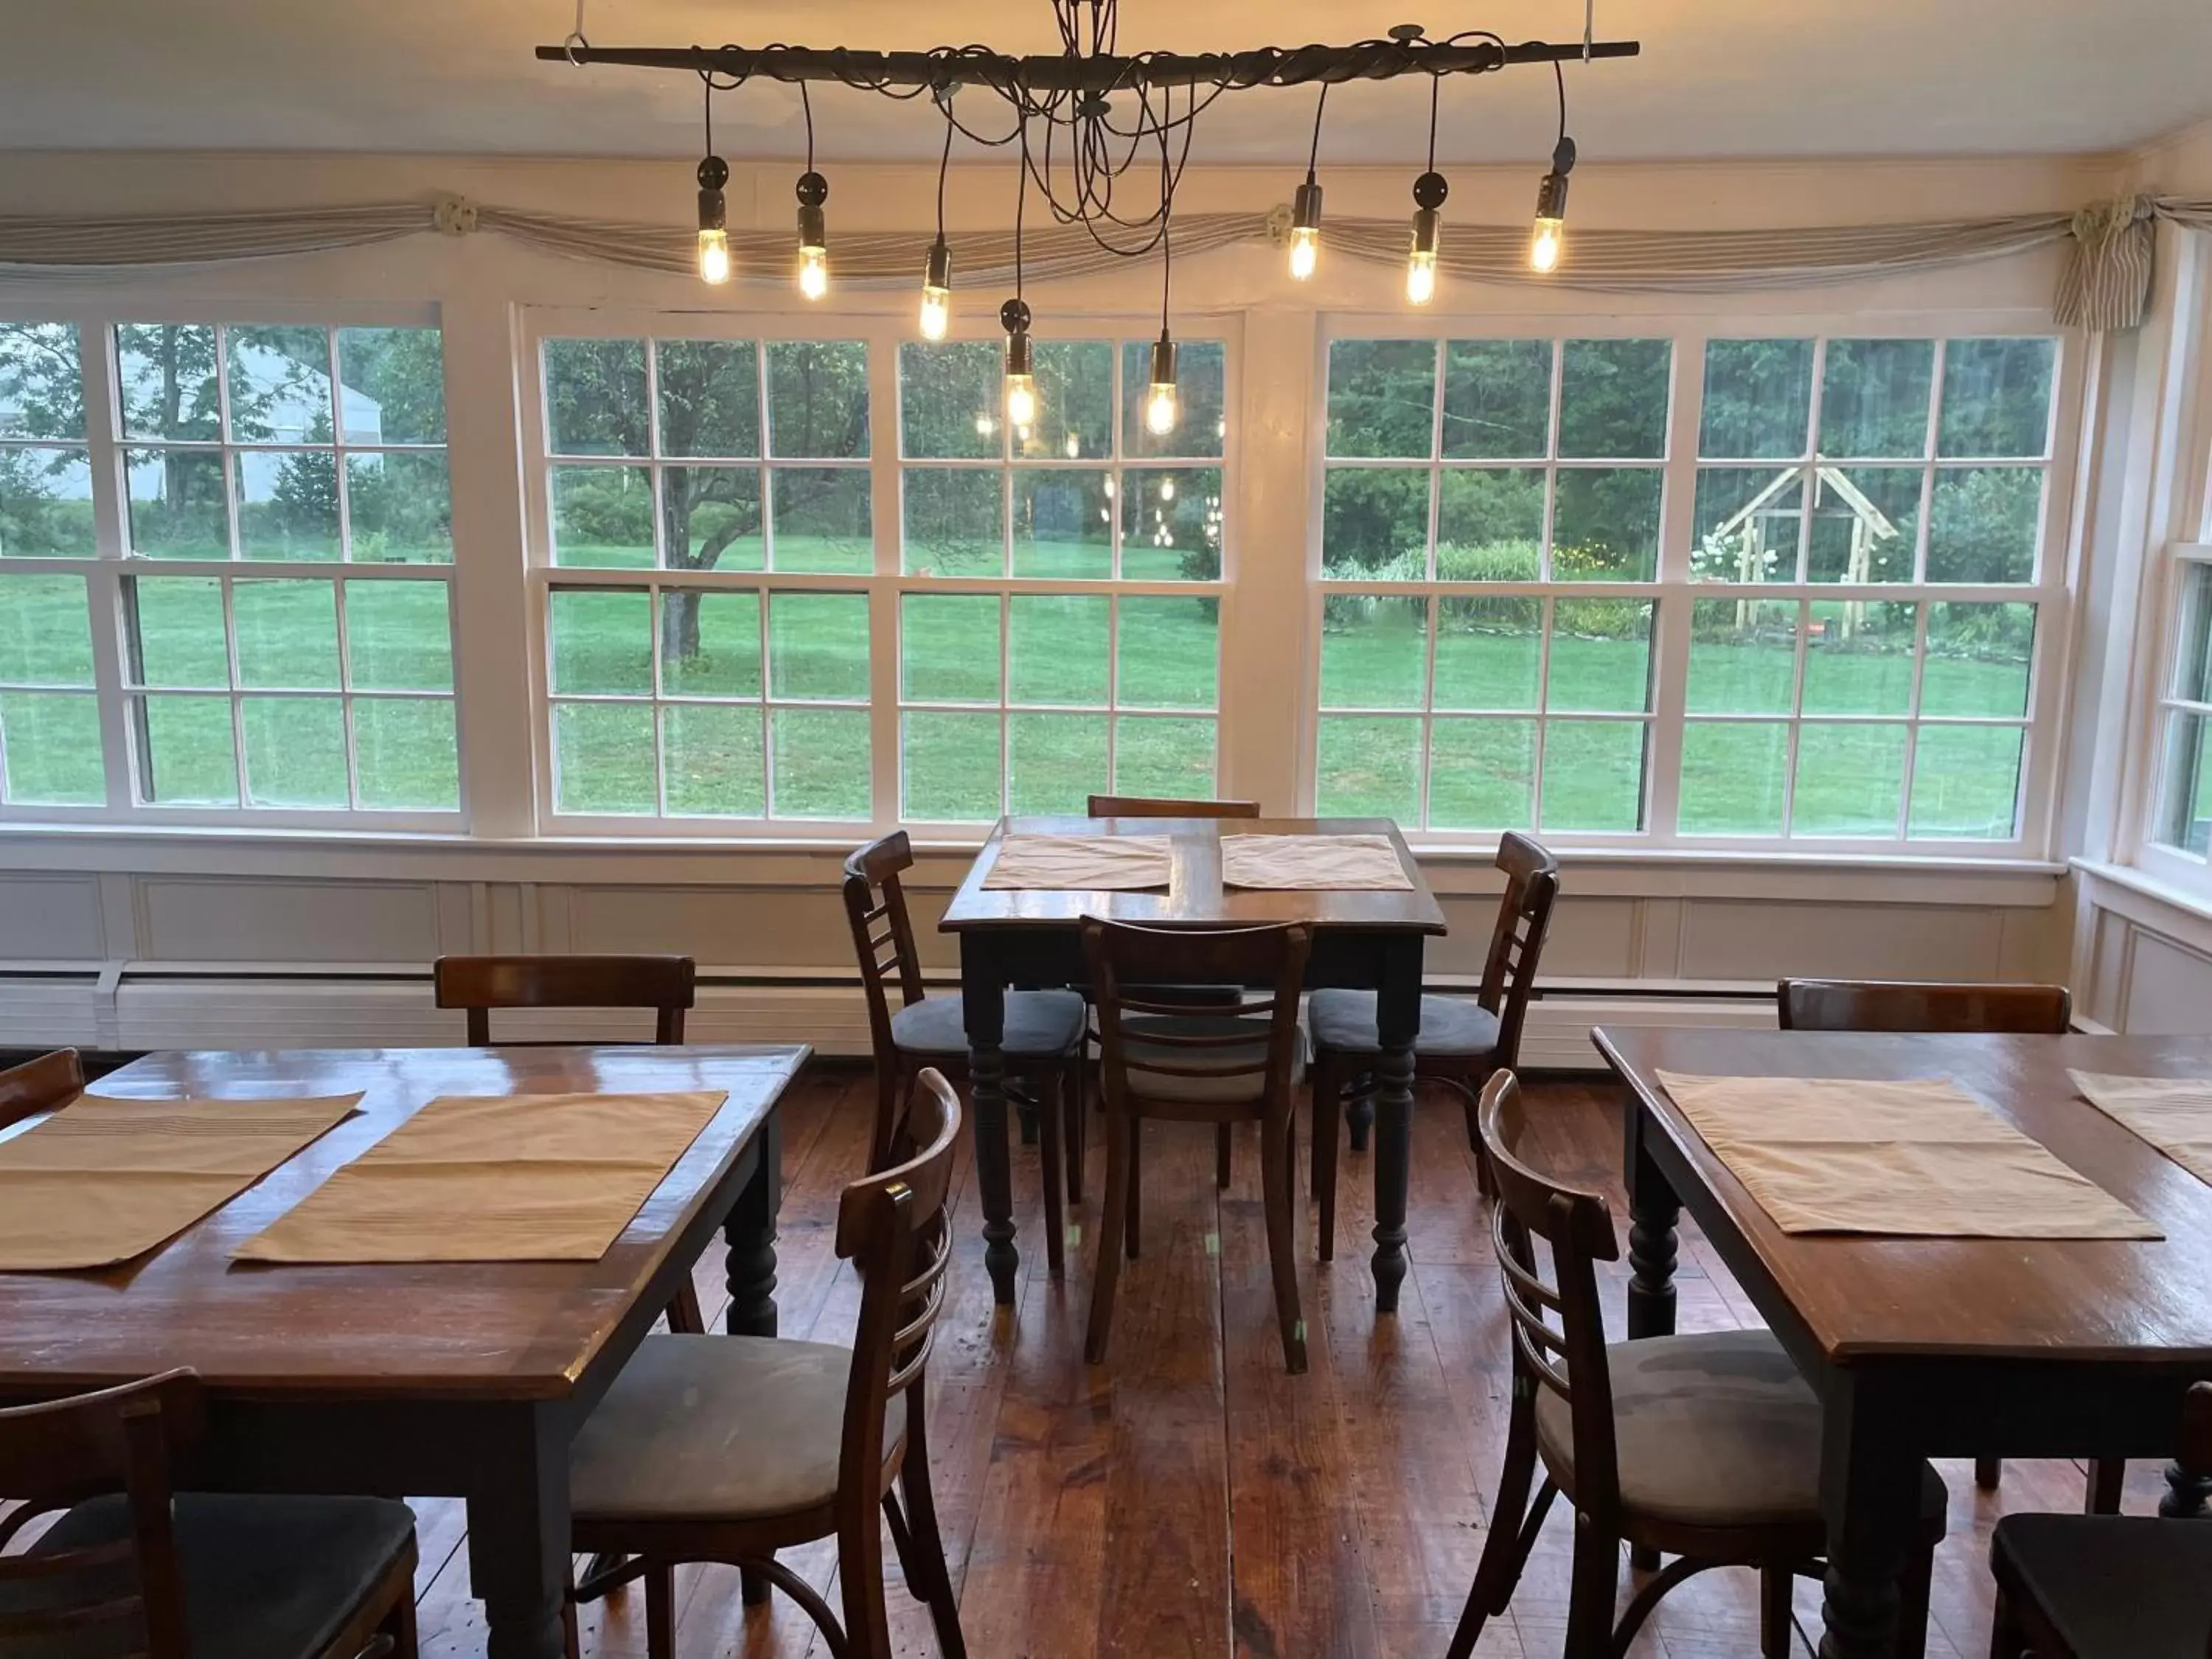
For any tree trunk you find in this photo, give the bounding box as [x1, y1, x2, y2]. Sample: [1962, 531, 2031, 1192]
[661, 589, 703, 663]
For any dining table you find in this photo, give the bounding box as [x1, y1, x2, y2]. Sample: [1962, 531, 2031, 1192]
[940, 813, 1447, 1312]
[1596, 1025, 2212, 1659]
[0, 1042, 806, 1659]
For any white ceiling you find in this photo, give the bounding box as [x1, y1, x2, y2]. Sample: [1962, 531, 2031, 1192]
[4, 0, 2208, 164]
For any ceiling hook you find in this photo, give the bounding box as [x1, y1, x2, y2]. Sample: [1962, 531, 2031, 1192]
[563, 0, 590, 65]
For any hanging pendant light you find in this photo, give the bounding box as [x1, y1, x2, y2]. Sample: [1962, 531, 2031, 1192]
[1144, 331, 1180, 437]
[694, 80, 730, 285]
[1287, 86, 1327, 282]
[918, 100, 956, 338]
[794, 84, 829, 299]
[1531, 66, 1576, 274]
[1002, 299, 1037, 428]
[1406, 72, 1446, 307]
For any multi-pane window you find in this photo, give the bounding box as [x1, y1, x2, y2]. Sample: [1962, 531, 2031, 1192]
[0, 319, 458, 814]
[538, 337, 872, 818]
[896, 338, 1225, 819]
[1314, 330, 2060, 845]
[1316, 337, 1666, 831]
[2152, 551, 2212, 862]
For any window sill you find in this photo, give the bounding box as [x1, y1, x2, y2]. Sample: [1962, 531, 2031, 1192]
[2070, 858, 2212, 943]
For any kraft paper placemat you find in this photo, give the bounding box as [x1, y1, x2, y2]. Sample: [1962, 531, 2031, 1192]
[2070, 1072, 2212, 1186]
[1655, 1071, 2160, 1239]
[982, 833, 1173, 891]
[1220, 833, 1413, 891]
[0, 1093, 363, 1271]
[235, 1091, 728, 1264]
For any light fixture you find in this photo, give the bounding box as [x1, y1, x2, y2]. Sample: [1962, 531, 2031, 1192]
[695, 79, 730, 284]
[1144, 332, 1179, 437]
[1407, 69, 1445, 306]
[1287, 86, 1326, 282]
[794, 84, 829, 300]
[919, 96, 955, 338]
[1002, 298, 1037, 429]
[1531, 63, 1575, 274]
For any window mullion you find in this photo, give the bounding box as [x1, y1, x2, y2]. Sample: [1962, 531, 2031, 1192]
[1646, 332, 1705, 843]
[866, 327, 902, 828]
[79, 323, 138, 813]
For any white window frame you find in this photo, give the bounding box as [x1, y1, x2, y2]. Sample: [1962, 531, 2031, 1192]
[518, 307, 1237, 839]
[0, 300, 463, 832]
[1307, 310, 2083, 859]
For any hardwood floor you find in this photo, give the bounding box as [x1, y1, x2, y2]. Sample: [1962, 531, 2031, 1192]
[386, 1062, 2163, 1658]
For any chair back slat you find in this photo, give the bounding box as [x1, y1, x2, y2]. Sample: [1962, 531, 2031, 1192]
[1086, 794, 1261, 819]
[0, 1371, 204, 1659]
[1082, 919, 1310, 1116]
[0, 1048, 83, 1132]
[1476, 835, 1560, 1067]
[1476, 1071, 1627, 1522]
[433, 954, 696, 1045]
[1776, 978, 2071, 1034]
[835, 1071, 961, 1506]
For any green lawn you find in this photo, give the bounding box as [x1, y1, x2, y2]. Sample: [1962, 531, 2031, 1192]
[0, 560, 2032, 835]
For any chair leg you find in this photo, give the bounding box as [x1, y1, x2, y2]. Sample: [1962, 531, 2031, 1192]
[1897, 1541, 1934, 1659]
[2086, 1457, 2126, 1514]
[1312, 1056, 1343, 1263]
[666, 1276, 705, 1335]
[1037, 1070, 1067, 1279]
[1974, 1455, 2002, 1492]
[1347, 1076, 1374, 1152]
[1563, 1512, 1619, 1659]
[1088, 1110, 1133, 1364]
[1015, 1093, 1039, 1146]
[1462, 1068, 1498, 1199]
[1759, 1565, 1794, 1659]
[900, 1395, 970, 1659]
[1124, 1116, 1142, 1259]
[1259, 1114, 1307, 1374]
[386, 1574, 422, 1659]
[644, 1565, 677, 1659]
[1063, 1056, 1085, 1205]
[1987, 1587, 2027, 1659]
[1216, 1122, 1234, 1190]
[1447, 1392, 1543, 1659]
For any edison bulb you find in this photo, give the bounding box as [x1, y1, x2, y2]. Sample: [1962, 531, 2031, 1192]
[919, 284, 950, 340]
[1288, 224, 1319, 281]
[1406, 249, 1438, 306]
[1144, 382, 1179, 437]
[1005, 374, 1038, 429]
[698, 228, 731, 285]
[1530, 218, 1563, 274]
[798, 246, 830, 300]
[1064, 431, 1081, 459]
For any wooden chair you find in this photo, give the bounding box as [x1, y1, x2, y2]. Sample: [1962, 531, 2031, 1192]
[1989, 1382, 2212, 1659]
[1309, 832, 1558, 1257]
[0, 1369, 420, 1659]
[568, 1071, 967, 1659]
[1084, 917, 1312, 1371]
[843, 832, 1083, 1276]
[1449, 1071, 1946, 1659]
[432, 953, 696, 1046]
[1082, 794, 1262, 1195]
[0, 1047, 83, 1131]
[1774, 976, 2113, 1508]
[434, 953, 704, 1335]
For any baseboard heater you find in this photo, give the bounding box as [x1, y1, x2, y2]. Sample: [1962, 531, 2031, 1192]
[0, 967, 1778, 1073]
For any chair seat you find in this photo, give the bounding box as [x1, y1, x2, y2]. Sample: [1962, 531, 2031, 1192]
[571, 1335, 904, 1524]
[1994, 1512, 2212, 1658]
[1306, 990, 1502, 1058]
[7, 1494, 415, 1659]
[1534, 1330, 1945, 1529]
[891, 990, 1085, 1060]
[1119, 1015, 1305, 1105]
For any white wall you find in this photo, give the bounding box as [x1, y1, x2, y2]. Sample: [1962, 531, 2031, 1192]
[0, 144, 2146, 1056]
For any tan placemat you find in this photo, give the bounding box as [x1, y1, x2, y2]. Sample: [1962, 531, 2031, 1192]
[2071, 1072, 2212, 1186]
[0, 1093, 363, 1271]
[1655, 1071, 2160, 1238]
[1220, 832, 1413, 891]
[982, 832, 1173, 890]
[236, 1091, 728, 1264]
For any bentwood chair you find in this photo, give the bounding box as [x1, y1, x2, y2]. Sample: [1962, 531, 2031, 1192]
[1989, 1382, 2212, 1659]
[1084, 917, 1312, 1371]
[0, 1046, 83, 1130]
[1773, 976, 2114, 1508]
[1309, 832, 1558, 1256]
[1450, 1072, 1946, 1659]
[434, 953, 706, 1334]
[843, 832, 1083, 1275]
[1085, 793, 1263, 1195]
[567, 1072, 967, 1659]
[0, 1370, 420, 1659]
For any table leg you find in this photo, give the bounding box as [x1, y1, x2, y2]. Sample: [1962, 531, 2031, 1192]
[2161, 1460, 2212, 1517]
[1816, 1377, 1920, 1659]
[961, 941, 1018, 1306]
[1624, 1104, 1680, 1342]
[470, 1407, 571, 1659]
[725, 1109, 782, 1340]
[1368, 940, 1422, 1316]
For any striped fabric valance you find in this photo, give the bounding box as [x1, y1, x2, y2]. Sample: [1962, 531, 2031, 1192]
[0, 190, 2205, 330]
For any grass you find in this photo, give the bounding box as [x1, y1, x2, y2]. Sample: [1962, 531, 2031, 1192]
[0, 552, 2033, 835]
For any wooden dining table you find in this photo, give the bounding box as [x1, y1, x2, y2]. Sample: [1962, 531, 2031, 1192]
[941, 814, 1447, 1312]
[1596, 1026, 2212, 1659]
[0, 1042, 806, 1659]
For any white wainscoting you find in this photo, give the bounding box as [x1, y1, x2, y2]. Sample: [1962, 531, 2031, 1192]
[2070, 860, 2212, 1034]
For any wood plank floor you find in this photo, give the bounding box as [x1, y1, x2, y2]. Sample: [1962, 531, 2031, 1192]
[392, 1062, 2166, 1659]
